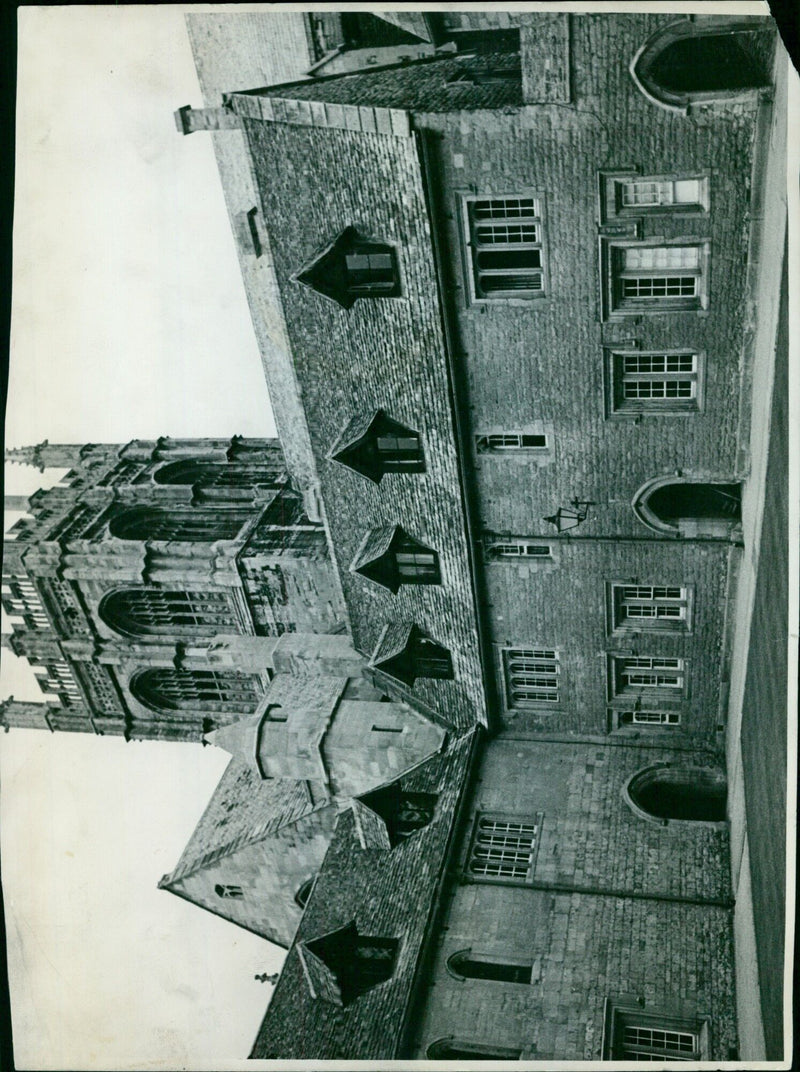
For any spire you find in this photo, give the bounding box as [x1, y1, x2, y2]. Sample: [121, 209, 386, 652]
[0, 696, 55, 732]
[4, 494, 30, 513]
[5, 442, 88, 473]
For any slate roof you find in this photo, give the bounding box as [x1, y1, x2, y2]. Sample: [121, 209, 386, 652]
[158, 758, 315, 886]
[369, 619, 415, 668]
[236, 52, 522, 113]
[349, 523, 398, 574]
[326, 409, 382, 460]
[249, 727, 480, 1059]
[230, 102, 489, 731]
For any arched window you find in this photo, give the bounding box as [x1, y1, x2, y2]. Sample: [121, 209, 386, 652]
[632, 478, 741, 537]
[426, 1039, 522, 1060]
[447, 950, 532, 984]
[130, 668, 263, 714]
[624, 766, 727, 824]
[154, 460, 280, 490]
[631, 19, 771, 112]
[109, 507, 249, 542]
[648, 482, 741, 522]
[99, 588, 241, 638]
[295, 878, 315, 909]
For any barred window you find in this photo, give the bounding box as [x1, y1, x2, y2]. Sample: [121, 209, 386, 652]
[468, 814, 539, 883]
[504, 648, 559, 706]
[464, 195, 545, 300]
[611, 584, 691, 631]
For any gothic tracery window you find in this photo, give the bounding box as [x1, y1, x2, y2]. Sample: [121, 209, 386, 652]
[130, 668, 263, 714]
[99, 588, 241, 638]
[109, 507, 249, 542]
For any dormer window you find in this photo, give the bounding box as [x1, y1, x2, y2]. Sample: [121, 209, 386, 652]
[328, 410, 425, 483]
[298, 922, 399, 1005]
[352, 781, 438, 849]
[370, 621, 453, 686]
[292, 226, 400, 309]
[344, 246, 397, 296]
[350, 524, 440, 593]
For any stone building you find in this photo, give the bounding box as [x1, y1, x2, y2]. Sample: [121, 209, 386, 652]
[2, 9, 786, 1064]
[2, 437, 345, 741]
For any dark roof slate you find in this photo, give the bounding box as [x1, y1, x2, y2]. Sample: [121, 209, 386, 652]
[249, 727, 480, 1059]
[238, 52, 522, 113]
[349, 523, 398, 574]
[370, 619, 415, 667]
[327, 409, 381, 459]
[238, 111, 488, 731]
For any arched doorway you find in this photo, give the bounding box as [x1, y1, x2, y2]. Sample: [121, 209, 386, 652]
[630, 18, 772, 112]
[623, 765, 727, 826]
[633, 477, 741, 537]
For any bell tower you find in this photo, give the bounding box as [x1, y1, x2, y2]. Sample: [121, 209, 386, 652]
[2, 436, 345, 743]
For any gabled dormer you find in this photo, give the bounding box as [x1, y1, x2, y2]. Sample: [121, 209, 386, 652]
[298, 922, 400, 1005]
[291, 226, 400, 309]
[352, 781, 438, 850]
[328, 409, 425, 484]
[369, 621, 453, 686]
[350, 524, 440, 593]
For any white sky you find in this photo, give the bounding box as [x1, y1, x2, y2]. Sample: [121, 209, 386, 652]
[2, 7, 282, 1069]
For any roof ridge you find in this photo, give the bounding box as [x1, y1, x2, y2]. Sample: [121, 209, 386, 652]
[160, 792, 330, 886]
[229, 51, 454, 99]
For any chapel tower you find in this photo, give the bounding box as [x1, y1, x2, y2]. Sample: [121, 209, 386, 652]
[2, 437, 346, 741]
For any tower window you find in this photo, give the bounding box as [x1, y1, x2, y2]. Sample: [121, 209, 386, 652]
[99, 588, 241, 638]
[130, 668, 264, 714]
[109, 507, 249, 542]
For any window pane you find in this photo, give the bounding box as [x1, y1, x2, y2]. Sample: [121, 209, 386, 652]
[623, 246, 699, 270]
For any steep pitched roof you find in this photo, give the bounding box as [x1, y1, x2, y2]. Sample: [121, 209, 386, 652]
[233, 51, 522, 113]
[158, 758, 315, 887]
[226, 104, 489, 731]
[249, 727, 480, 1059]
[349, 522, 398, 573]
